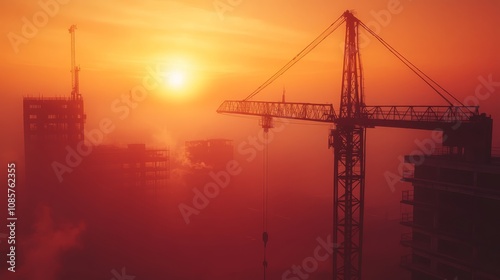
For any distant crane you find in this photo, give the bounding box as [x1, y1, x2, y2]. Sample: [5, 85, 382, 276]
[69, 24, 81, 99]
[217, 10, 492, 280]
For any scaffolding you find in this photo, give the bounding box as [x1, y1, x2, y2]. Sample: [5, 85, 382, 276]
[87, 144, 169, 191]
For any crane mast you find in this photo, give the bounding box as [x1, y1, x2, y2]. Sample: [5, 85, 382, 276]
[332, 11, 365, 280]
[69, 24, 80, 100]
[216, 10, 493, 280]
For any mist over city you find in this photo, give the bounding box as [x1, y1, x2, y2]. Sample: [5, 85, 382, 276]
[1, 1, 499, 280]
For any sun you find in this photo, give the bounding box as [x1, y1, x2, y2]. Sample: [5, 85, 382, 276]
[157, 54, 205, 101]
[166, 70, 186, 90]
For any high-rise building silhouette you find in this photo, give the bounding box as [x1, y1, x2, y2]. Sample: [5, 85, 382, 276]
[23, 97, 85, 191]
[400, 146, 500, 279]
[23, 96, 169, 194]
[85, 144, 169, 193]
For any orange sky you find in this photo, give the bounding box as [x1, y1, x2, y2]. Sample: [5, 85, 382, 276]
[1, 0, 500, 191]
[1, 1, 500, 279]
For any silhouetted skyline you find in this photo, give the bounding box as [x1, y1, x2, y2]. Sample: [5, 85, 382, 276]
[1, 1, 500, 280]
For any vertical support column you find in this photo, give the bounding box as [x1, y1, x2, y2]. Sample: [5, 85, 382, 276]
[333, 10, 365, 280]
[333, 126, 365, 280]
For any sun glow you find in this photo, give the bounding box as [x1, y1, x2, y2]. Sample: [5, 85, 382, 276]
[156, 54, 206, 102]
[166, 70, 186, 90]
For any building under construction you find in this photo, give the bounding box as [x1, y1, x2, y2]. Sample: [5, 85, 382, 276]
[400, 145, 500, 279]
[23, 96, 86, 189]
[23, 25, 168, 194]
[183, 139, 233, 188]
[23, 96, 169, 193]
[84, 144, 169, 193]
[185, 139, 233, 170]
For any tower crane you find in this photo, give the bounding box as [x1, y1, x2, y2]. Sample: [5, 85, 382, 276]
[69, 24, 81, 100]
[217, 10, 492, 280]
